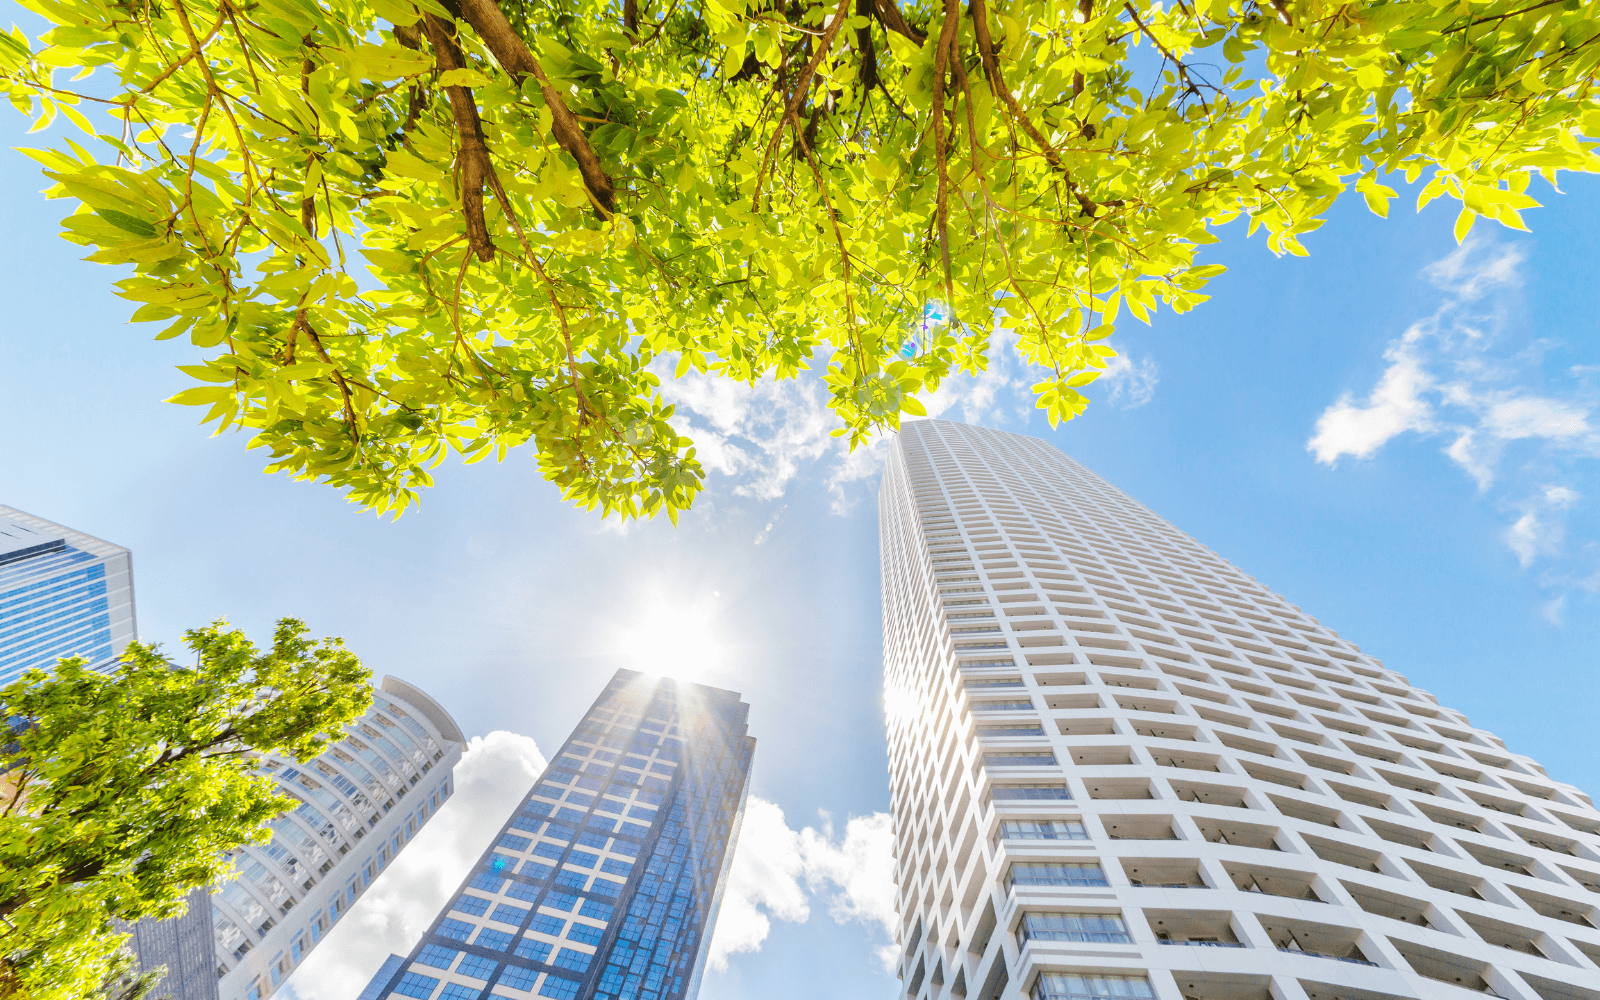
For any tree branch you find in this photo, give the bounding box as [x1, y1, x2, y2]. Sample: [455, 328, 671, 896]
[751, 0, 854, 211]
[452, 0, 616, 214]
[422, 13, 495, 262]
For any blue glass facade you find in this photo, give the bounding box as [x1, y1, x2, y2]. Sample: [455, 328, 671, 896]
[372, 669, 754, 1000]
[0, 510, 134, 686]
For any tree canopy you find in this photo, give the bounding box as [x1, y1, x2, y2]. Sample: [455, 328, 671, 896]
[0, 620, 371, 1000]
[1, 0, 1595, 519]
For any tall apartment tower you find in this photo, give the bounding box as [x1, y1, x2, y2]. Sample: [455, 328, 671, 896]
[880, 420, 1600, 1000]
[0, 505, 135, 685]
[369, 669, 754, 1000]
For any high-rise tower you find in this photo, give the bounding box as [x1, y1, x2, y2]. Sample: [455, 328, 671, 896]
[126, 676, 466, 1000]
[880, 420, 1600, 1000]
[368, 669, 754, 1000]
[0, 506, 135, 685]
[217, 675, 466, 1000]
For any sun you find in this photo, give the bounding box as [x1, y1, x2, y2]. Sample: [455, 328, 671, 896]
[612, 589, 725, 682]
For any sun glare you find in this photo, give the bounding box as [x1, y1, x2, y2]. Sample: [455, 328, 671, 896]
[612, 590, 725, 682]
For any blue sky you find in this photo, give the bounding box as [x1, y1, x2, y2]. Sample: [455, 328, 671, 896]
[4, 92, 1600, 998]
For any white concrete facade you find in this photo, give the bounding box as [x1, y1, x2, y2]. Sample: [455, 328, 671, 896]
[216, 675, 466, 1000]
[880, 420, 1600, 1000]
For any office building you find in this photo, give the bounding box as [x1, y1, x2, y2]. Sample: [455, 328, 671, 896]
[125, 676, 465, 1000]
[362, 956, 408, 1000]
[0, 506, 135, 685]
[880, 420, 1600, 1000]
[367, 669, 754, 1000]
[216, 676, 465, 1000]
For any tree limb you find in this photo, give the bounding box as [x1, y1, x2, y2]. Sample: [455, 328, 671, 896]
[751, 0, 853, 211]
[968, 0, 1108, 217]
[452, 0, 616, 214]
[931, 0, 957, 300]
[423, 14, 496, 261]
[874, 0, 926, 43]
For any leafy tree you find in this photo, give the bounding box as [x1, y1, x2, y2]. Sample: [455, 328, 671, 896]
[0, 0, 1595, 519]
[0, 620, 372, 1000]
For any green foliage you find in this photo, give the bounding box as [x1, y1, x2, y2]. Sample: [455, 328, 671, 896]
[1, 0, 1596, 518]
[0, 620, 372, 1000]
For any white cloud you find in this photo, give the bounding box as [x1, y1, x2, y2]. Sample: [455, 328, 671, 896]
[797, 812, 898, 970]
[1482, 396, 1590, 440]
[1309, 235, 1600, 604]
[1100, 353, 1160, 409]
[708, 798, 897, 973]
[657, 326, 1158, 511]
[1308, 331, 1436, 463]
[281, 732, 546, 1000]
[708, 798, 810, 969]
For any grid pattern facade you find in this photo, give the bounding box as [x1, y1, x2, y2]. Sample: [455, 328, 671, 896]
[880, 420, 1600, 1000]
[370, 669, 754, 1000]
[214, 676, 466, 1000]
[0, 506, 135, 685]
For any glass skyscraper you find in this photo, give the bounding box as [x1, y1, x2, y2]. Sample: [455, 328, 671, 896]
[369, 669, 754, 1000]
[0, 505, 135, 685]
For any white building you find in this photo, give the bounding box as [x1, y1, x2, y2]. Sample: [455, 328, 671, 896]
[880, 420, 1600, 1000]
[215, 675, 466, 1000]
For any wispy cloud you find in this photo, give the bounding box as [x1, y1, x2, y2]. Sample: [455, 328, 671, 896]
[709, 797, 896, 973]
[1308, 236, 1600, 612]
[281, 732, 547, 1000]
[657, 329, 1160, 512]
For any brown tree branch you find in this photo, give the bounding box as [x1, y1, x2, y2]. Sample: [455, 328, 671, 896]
[422, 13, 496, 262]
[856, 0, 879, 90]
[931, 0, 957, 300]
[452, 0, 616, 214]
[874, 0, 926, 43]
[750, 0, 854, 211]
[968, 0, 1109, 217]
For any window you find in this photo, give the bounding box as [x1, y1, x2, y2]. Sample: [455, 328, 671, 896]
[993, 784, 1073, 801]
[499, 834, 532, 852]
[514, 938, 552, 963]
[577, 831, 609, 849]
[469, 873, 505, 894]
[1033, 974, 1153, 1000]
[553, 949, 591, 973]
[439, 985, 481, 1000]
[499, 965, 540, 991]
[438, 919, 475, 942]
[567, 923, 604, 946]
[589, 878, 622, 896]
[600, 859, 633, 877]
[393, 972, 441, 999]
[451, 894, 491, 917]
[980, 725, 1046, 737]
[474, 928, 514, 951]
[1019, 912, 1130, 944]
[486, 902, 528, 926]
[988, 753, 1059, 767]
[1010, 863, 1108, 887]
[530, 914, 566, 937]
[579, 899, 614, 921]
[544, 892, 578, 911]
[456, 953, 498, 979]
[567, 851, 598, 869]
[504, 880, 541, 903]
[416, 944, 459, 970]
[521, 862, 555, 882]
[539, 975, 581, 1000]
[555, 871, 587, 890]
[533, 843, 564, 861]
[1001, 820, 1088, 841]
